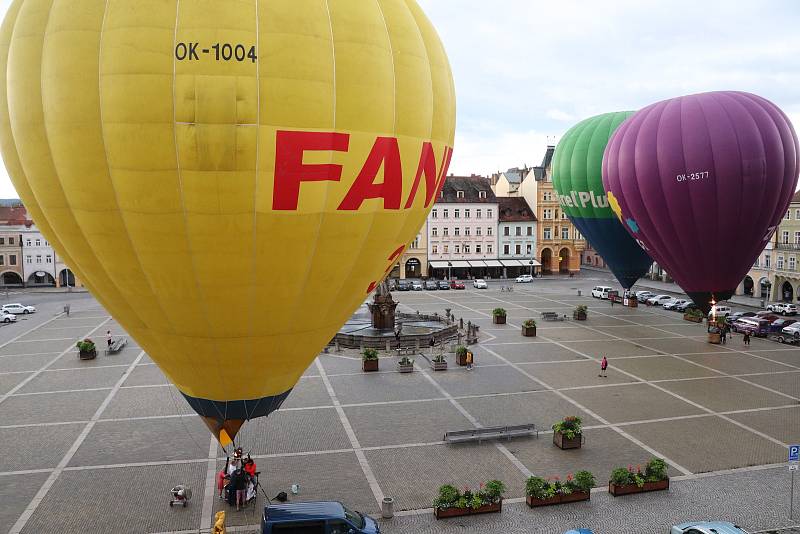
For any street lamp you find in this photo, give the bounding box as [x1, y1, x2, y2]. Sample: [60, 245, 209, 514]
[529, 259, 534, 276]
[447, 261, 452, 281]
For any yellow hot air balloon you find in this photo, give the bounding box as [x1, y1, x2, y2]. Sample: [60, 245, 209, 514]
[0, 0, 455, 444]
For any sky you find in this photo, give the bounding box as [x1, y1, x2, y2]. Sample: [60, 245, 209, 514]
[0, 1, 798, 195]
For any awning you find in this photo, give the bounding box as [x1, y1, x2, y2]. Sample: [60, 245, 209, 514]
[501, 259, 524, 267]
[429, 261, 449, 269]
[468, 260, 487, 268]
[483, 260, 504, 268]
[529, 260, 542, 266]
[450, 261, 471, 268]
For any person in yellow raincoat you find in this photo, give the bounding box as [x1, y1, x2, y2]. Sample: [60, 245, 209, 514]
[213, 511, 226, 534]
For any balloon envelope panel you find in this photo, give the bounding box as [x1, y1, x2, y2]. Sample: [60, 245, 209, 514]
[551, 112, 652, 289]
[0, 0, 456, 441]
[602, 91, 798, 311]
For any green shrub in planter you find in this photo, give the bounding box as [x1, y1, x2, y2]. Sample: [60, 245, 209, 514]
[492, 308, 507, 317]
[362, 348, 378, 361]
[522, 319, 536, 328]
[552, 416, 582, 439]
[76, 339, 95, 352]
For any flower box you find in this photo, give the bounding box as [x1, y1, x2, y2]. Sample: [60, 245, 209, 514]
[522, 326, 537, 337]
[553, 431, 582, 450]
[362, 359, 379, 372]
[708, 332, 721, 344]
[608, 478, 669, 496]
[526, 491, 589, 508]
[398, 363, 414, 373]
[456, 352, 468, 366]
[684, 313, 703, 323]
[434, 500, 502, 519]
[431, 360, 448, 371]
[493, 315, 506, 324]
[78, 349, 97, 361]
[573, 311, 587, 321]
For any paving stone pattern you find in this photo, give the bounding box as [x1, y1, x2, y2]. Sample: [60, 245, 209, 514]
[2, 286, 800, 533]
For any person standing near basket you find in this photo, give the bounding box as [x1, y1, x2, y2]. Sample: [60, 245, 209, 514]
[598, 356, 608, 377]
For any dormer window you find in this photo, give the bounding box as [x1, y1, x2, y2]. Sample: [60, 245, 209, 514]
[456, 190, 465, 199]
[478, 191, 487, 199]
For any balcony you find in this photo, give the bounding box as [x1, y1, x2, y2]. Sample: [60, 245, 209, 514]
[775, 242, 800, 251]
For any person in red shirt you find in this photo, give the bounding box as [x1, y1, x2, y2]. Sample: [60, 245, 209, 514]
[244, 456, 257, 478]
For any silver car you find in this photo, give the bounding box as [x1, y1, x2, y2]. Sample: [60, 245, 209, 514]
[671, 521, 750, 534]
[1, 303, 35, 315]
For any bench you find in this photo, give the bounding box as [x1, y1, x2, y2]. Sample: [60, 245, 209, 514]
[540, 312, 567, 322]
[105, 337, 127, 355]
[396, 347, 416, 356]
[443, 424, 538, 444]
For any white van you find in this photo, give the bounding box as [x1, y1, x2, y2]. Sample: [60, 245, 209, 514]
[592, 286, 613, 299]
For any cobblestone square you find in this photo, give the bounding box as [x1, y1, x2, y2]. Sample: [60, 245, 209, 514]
[2, 284, 799, 533]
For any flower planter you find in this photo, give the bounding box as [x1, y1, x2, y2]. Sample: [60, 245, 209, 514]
[493, 315, 506, 324]
[608, 478, 669, 497]
[521, 326, 537, 337]
[435, 500, 502, 519]
[553, 431, 582, 450]
[456, 353, 468, 366]
[362, 359, 379, 372]
[573, 312, 587, 321]
[526, 491, 590, 508]
[78, 349, 97, 361]
[398, 364, 414, 373]
[683, 314, 703, 323]
[431, 360, 448, 371]
[708, 332, 721, 344]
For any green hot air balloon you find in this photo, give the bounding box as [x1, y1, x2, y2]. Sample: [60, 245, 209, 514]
[552, 112, 652, 289]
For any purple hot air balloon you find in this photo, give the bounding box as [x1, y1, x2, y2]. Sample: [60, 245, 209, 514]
[602, 91, 799, 313]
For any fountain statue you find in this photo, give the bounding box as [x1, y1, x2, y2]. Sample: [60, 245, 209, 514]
[367, 280, 398, 330]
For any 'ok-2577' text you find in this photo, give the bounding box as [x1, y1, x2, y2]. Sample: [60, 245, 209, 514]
[676, 171, 709, 182]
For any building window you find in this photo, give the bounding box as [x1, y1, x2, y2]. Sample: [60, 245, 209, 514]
[575, 230, 583, 241]
[487, 227, 493, 236]
[26, 239, 31, 247]
[456, 190, 465, 199]
[431, 227, 438, 237]
[455, 245, 460, 254]
[487, 244, 493, 253]
[561, 226, 570, 239]
[444, 245, 449, 253]
[796, 209, 800, 220]
[791, 257, 797, 271]
[464, 245, 470, 254]
[795, 231, 800, 244]
[25, 255, 31, 264]
[476, 228, 482, 236]
[411, 236, 420, 249]
[515, 226, 521, 236]
[479, 191, 487, 199]
[465, 209, 470, 218]
[35, 239, 41, 246]
[515, 244, 522, 255]
[527, 227, 533, 236]
[454, 209, 460, 218]
[783, 231, 790, 244]
[432, 209, 438, 219]
[778, 255, 784, 269]
[443, 228, 449, 237]
[526, 244, 532, 255]
[465, 228, 470, 236]
[765, 254, 771, 268]
[36, 255, 41, 263]
[454, 227, 460, 236]
[787, 210, 792, 220]
[46, 255, 52, 264]
[487, 209, 493, 218]
[543, 227, 552, 240]
[8, 254, 16, 266]
[476, 209, 482, 219]
[443, 209, 449, 218]
[543, 191, 553, 201]
[0, 256, 4, 265]
[432, 245, 438, 254]
[503, 244, 510, 255]
[0, 238, 4, 245]
[543, 209, 553, 220]
[476, 245, 482, 254]
[503, 227, 510, 236]
[8, 237, 13, 245]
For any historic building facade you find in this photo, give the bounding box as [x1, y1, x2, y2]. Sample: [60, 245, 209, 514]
[497, 197, 538, 278]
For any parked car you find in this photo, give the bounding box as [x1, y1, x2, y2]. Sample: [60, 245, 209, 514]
[261, 501, 379, 534]
[424, 280, 438, 290]
[731, 317, 770, 337]
[396, 280, 411, 291]
[769, 318, 797, 333]
[437, 280, 450, 290]
[782, 322, 800, 339]
[473, 279, 487, 289]
[0, 311, 16, 323]
[663, 298, 688, 310]
[592, 286, 613, 299]
[767, 302, 798, 315]
[755, 312, 780, 323]
[671, 521, 750, 534]
[635, 290, 655, 301]
[449, 280, 465, 290]
[726, 311, 756, 323]
[675, 301, 697, 312]
[564, 530, 594, 534]
[646, 294, 673, 306]
[707, 305, 732, 318]
[515, 274, 534, 283]
[1, 303, 35, 315]
[411, 281, 423, 291]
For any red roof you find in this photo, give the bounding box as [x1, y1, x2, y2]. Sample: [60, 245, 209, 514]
[498, 197, 537, 222]
[0, 206, 29, 225]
